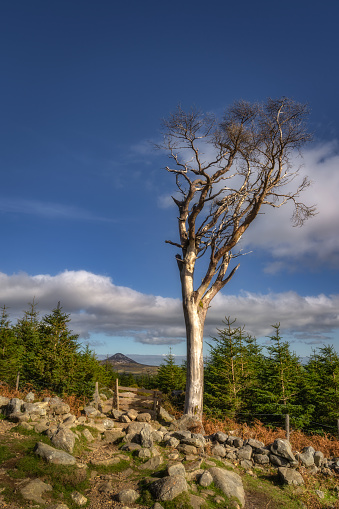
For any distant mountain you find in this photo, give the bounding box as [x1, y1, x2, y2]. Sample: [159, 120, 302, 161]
[104, 353, 138, 365]
[100, 352, 159, 375]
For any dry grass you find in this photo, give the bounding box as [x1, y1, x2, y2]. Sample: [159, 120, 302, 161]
[202, 415, 339, 457]
[3, 381, 339, 459]
[0, 381, 84, 416]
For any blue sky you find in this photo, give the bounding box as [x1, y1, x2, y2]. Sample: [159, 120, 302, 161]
[1, 0, 339, 363]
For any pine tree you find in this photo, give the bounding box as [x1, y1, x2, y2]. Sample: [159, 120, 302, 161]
[204, 318, 262, 418]
[305, 345, 339, 429]
[155, 349, 186, 394]
[255, 324, 310, 428]
[0, 305, 23, 384]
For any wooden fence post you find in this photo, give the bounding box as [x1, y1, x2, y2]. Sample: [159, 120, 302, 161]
[94, 381, 99, 410]
[15, 372, 20, 392]
[115, 378, 119, 411]
[285, 414, 290, 441]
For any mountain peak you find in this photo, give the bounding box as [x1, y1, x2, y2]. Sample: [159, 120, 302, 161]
[104, 353, 138, 364]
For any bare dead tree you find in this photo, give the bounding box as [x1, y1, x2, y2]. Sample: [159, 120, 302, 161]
[159, 97, 316, 418]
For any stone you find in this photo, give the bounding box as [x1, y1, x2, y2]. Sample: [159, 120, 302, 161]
[253, 453, 270, 465]
[177, 444, 198, 455]
[150, 475, 188, 501]
[0, 396, 9, 408]
[90, 457, 121, 466]
[34, 441, 76, 465]
[237, 445, 252, 460]
[167, 462, 186, 476]
[35, 422, 50, 434]
[175, 415, 203, 433]
[103, 429, 125, 442]
[49, 402, 70, 415]
[314, 450, 325, 467]
[19, 479, 52, 504]
[6, 398, 24, 414]
[98, 481, 114, 493]
[83, 406, 100, 418]
[211, 444, 226, 457]
[102, 418, 115, 429]
[240, 459, 253, 470]
[136, 412, 152, 422]
[199, 470, 213, 487]
[208, 467, 245, 507]
[269, 454, 290, 467]
[188, 493, 208, 509]
[165, 437, 180, 448]
[126, 409, 139, 421]
[270, 439, 295, 462]
[158, 406, 175, 423]
[140, 425, 153, 448]
[214, 431, 228, 443]
[278, 467, 304, 486]
[70, 491, 87, 506]
[138, 448, 152, 459]
[316, 489, 325, 499]
[25, 391, 35, 402]
[298, 446, 315, 467]
[153, 503, 165, 509]
[152, 430, 164, 442]
[233, 438, 244, 448]
[82, 428, 95, 442]
[118, 489, 139, 504]
[140, 455, 163, 470]
[120, 414, 131, 423]
[51, 427, 76, 453]
[46, 505, 69, 509]
[112, 409, 123, 419]
[246, 438, 265, 449]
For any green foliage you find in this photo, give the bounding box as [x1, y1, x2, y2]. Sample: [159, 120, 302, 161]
[154, 349, 186, 394]
[204, 318, 263, 418]
[0, 301, 115, 398]
[203, 318, 331, 431]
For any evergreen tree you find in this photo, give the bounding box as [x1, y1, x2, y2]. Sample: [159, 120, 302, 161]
[204, 318, 262, 418]
[255, 324, 311, 428]
[0, 305, 23, 384]
[14, 300, 46, 388]
[155, 349, 186, 394]
[305, 345, 339, 429]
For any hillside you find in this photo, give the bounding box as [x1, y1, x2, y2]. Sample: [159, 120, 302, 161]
[101, 352, 159, 375]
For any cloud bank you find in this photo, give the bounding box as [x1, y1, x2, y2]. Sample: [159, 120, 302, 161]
[0, 270, 338, 347]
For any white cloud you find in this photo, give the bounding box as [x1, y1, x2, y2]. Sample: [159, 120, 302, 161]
[0, 198, 112, 222]
[241, 142, 339, 270]
[1, 270, 338, 348]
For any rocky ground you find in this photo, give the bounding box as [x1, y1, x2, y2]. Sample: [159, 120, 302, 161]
[0, 393, 338, 508]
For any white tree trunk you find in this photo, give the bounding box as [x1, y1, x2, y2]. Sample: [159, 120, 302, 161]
[183, 302, 205, 417]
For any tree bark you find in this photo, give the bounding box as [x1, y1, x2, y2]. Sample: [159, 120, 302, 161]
[183, 301, 205, 417]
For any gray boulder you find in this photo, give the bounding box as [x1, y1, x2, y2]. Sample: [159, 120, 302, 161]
[298, 446, 315, 467]
[51, 427, 76, 453]
[208, 467, 245, 507]
[211, 444, 226, 457]
[140, 425, 153, 448]
[118, 489, 139, 504]
[214, 431, 228, 443]
[270, 439, 296, 462]
[167, 462, 186, 476]
[237, 445, 252, 460]
[150, 475, 188, 501]
[314, 450, 325, 467]
[19, 478, 52, 504]
[34, 441, 76, 465]
[278, 467, 304, 486]
[199, 470, 213, 487]
[158, 406, 175, 423]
